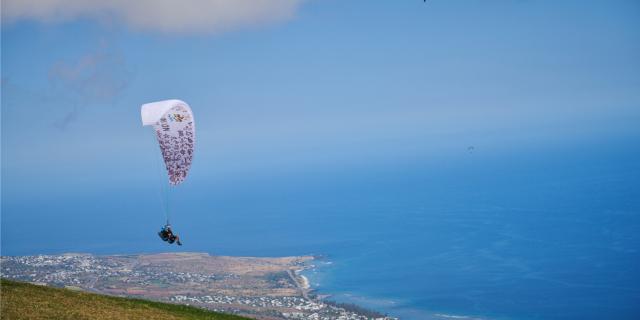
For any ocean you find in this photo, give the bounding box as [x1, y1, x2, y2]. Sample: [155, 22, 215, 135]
[2, 142, 639, 320]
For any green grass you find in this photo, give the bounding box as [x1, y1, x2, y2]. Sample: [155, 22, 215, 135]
[0, 279, 251, 320]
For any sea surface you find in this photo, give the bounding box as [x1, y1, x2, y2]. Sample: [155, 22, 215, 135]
[2, 142, 640, 320]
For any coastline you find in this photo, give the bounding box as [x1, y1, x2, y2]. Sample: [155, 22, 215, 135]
[299, 260, 483, 320]
[1, 252, 395, 320]
[294, 269, 311, 290]
[300, 275, 310, 289]
[297, 258, 397, 320]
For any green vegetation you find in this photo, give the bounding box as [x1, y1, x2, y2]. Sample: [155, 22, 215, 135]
[0, 279, 250, 320]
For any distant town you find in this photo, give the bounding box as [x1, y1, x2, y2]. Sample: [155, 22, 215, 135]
[1, 253, 395, 320]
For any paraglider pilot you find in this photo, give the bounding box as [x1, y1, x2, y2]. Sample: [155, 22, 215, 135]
[159, 224, 182, 246]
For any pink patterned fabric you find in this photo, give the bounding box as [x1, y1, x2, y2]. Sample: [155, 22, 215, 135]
[152, 104, 195, 185]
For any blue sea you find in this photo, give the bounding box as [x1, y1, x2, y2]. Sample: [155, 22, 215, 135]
[2, 141, 640, 320]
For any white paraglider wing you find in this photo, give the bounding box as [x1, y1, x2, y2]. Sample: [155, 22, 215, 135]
[141, 99, 195, 186]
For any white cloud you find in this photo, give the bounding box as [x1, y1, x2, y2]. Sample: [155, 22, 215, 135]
[2, 0, 304, 34]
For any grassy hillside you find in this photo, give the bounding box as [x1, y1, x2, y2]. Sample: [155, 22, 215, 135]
[0, 279, 250, 320]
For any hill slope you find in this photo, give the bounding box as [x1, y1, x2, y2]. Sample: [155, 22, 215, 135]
[0, 279, 250, 320]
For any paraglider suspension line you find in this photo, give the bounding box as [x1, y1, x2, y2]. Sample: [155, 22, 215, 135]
[150, 132, 171, 223]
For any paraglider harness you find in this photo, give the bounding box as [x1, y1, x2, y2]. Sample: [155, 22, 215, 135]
[158, 223, 181, 245]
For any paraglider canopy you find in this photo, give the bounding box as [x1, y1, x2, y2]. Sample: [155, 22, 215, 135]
[141, 99, 195, 186]
[141, 99, 189, 125]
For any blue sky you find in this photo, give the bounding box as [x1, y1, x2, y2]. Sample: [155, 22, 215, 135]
[2, 0, 640, 254]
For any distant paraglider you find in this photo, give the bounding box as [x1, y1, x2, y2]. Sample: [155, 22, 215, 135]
[141, 99, 195, 245]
